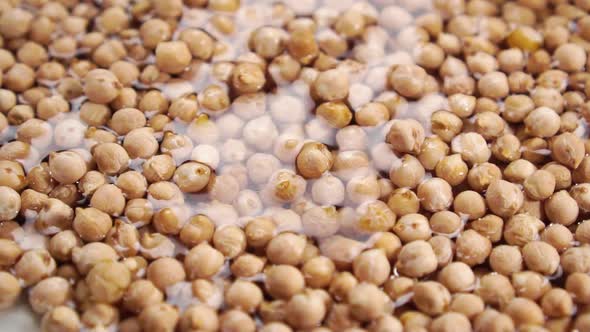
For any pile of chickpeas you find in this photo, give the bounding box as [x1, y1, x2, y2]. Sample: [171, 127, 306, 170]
[2, 0, 590, 331]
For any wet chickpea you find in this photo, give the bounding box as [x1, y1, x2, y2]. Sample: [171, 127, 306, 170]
[72, 243, 118, 275]
[431, 111, 462, 143]
[455, 229, 492, 266]
[412, 281, 451, 315]
[40, 306, 80, 332]
[265, 264, 305, 300]
[15, 249, 56, 286]
[503, 213, 545, 247]
[438, 262, 475, 293]
[296, 142, 333, 179]
[389, 155, 425, 189]
[93, 143, 129, 175]
[418, 136, 449, 170]
[146, 257, 186, 290]
[485, 180, 524, 218]
[86, 261, 131, 304]
[84, 69, 121, 104]
[347, 283, 389, 322]
[522, 169, 555, 201]
[492, 134, 521, 162]
[90, 184, 125, 217]
[545, 190, 579, 225]
[178, 215, 214, 248]
[232, 62, 266, 95]
[139, 303, 179, 332]
[489, 245, 523, 275]
[184, 242, 224, 279]
[396, 240, 438, 278]
[476, 273, 515, 307]
[435, 154, 467, 186]
[4, 64, 35, 93]
[467, 162, 502, 192]
[521, 241, 560, 275]
[386, 119, 425, 154]
[122, 280, 163, 314]
[387, 188, 420, 217]
[417, 178, 453, 213]
[213, 225, 246, 258]
[450, 294, 485, 320]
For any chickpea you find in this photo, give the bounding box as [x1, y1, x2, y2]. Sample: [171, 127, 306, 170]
[72, 243, 118, 275]
[451, 132, 491, 165]
[179, 304, 219, 332]
[232, 62, 266, 95]
[139, 303, 179, 332]
[435, 154, 468, 186]
[86, 261, 131, 304]
[179, 215, 214, 248]
[347, 283, 389, 322]
[265, 264, 304, 300]
[386, 119, 425, 154]
[389, 64, 427, 99]
[123, 279, 163, 313]
[90, 184, 125, 217]
[418, 136, 449, 170]
[225, 280, 263, 312]
[93, 142, 130, 175]
[431, 111, 462, 143]
[84, 69, 122, 104]
[184, 242, 224, 279]
[147, 257, 186, 290]
[485, 180, 524, 218]
[453, 190, 486, 220]
[417, 178, 453, 213]
[545, 190, 579, 225]
[14, 249, 56, 286]
[316, 102, 352, 128]
[396, 240, 438, 278]
[0, 271, 21, 310]
[525, 107, 561, 138]
[40, 306, 81, 332]
[467, 162, 502, 192]
[560, 246, 590, 274]
[389, 155, 425, 189]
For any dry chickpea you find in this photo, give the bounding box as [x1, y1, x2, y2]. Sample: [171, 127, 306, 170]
[566, 272, 590, 305]
[521, 241, 560, 276]
[71, 207, 112, 242]
[146, 257, 186, 290]
[109, 108, 146, 136]
[438, 262, 475, 293]
[417, 178, 453, 213]
[84, 69, 122, 104]
[40, 306, 81, 332]
[451, 132, 491, 165]
[116, 171, 147, 200]
[143, 154, 176, 183]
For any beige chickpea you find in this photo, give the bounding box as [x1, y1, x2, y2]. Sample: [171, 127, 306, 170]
[467, 162, 502, 192]
[485, 180, 524, 218]
[503, 214, 545, 247]
[179, 304, 219, 332]
[541, 224, 573, 253]
[90, 184, 125, 216]
[14, 249, 56, 286]
[0, 271, 21, 310]
[435, 154, 467, 186]
[72, 243, 118, 275]
[265, 264, 304, 299]
[551, 132, 585, 169]
[79, 103, 111, 127]
[455, 229, 492, 266]
[116, 171, 147, 200]
[387, 188, 420, 217]
[521, 137, 549, 164]
[478, 71, 509, 99]
[386, 119, 425, 154]
[231, 62, 266, 95]
[109, 108, 146, 136]
[47, 151, 87, 185]
[178, 215, 214, 248]
[492, 134, 521, 162]
[0, 186, 20, 221]
[396, 240, 438, 278]
[566, 272, 590, 305]
[393, 213, 431, 243]
[123, 128, 159, 159]
[474, 111, 505, 140]
[429, 235, 454, 268]
[184, 242, 224, 279]
[476, 273, 515, 307]
[125, 199, 154, 226]
[525, 107, 561, 138]
[453, 190, 486, 220]
[554, 43, 586, 72]
[93, 142, 130, 175]
[418, 136, 449, 171]
[350, 249, 390, 286]
[389, 155, 425, 189]
[438, 262, 475, 293]
[417, 178, 453, 213]
[504, 297, 544, 327]
[450, 294, 485, 319]
[301, 255, 335, 288]
[429, 211, 462, 236]
[218, 309, 255, 332]
[522, 241, 560, 275]
[347, 283, 389, 322]
[389, 64, 427, 99]
[489, 245, 523, 275]
[143, 155, 176, 183]
[315, 102, 353, 129]
[147, 257, 186, 290]
[105, 220, 140, 257]
[431, 111, 462, 143]
[84, 69, 122, 104]
[545, 190, 579, 226]
[541, 288, 573, 318]
[225, 280, 263, 312]
[139, 303, 179, 332]
[561, 246, 590, 274]
[72, 207, 112, 242]
[296, 142, 333, 179]
[4, 64, 35, 93]
[523, 170, 555, 201]
[86, 261, 131, 304]
[122, 280, 163, 314]
[213, 225, 246, 258]
[266, 232, 306, 265]
[451, 132, 491, 165]
[40, 306, 80, 332]
[412, 281, 451, 315]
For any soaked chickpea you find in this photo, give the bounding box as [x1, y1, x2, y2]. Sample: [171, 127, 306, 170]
[146, 257, 186, 290]
[84, 69, 122, 104]
[40, 306, 81, 332]
[417, 178, 453, 213]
